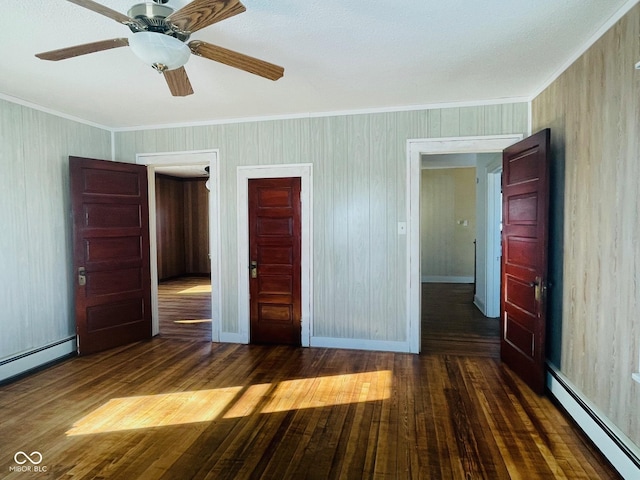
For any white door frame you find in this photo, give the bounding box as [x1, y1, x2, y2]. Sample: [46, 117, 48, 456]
[237, 164, 313, 346]
[406, 135, 522, 353]
[137, 150, 221, 341]
[486, 164, 503, 318]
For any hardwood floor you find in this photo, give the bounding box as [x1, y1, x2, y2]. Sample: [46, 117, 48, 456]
[0, 339, 619, 478]
[422, 283, 500, 358]
[158, 276, 212, 341]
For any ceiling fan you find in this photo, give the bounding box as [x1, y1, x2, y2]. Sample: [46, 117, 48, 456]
[35, 0, 284, 96]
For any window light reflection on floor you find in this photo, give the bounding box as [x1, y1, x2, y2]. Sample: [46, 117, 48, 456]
[173, 319, 213, 324]
[177, 284, 211, 294]
[65, 370, 392, 436]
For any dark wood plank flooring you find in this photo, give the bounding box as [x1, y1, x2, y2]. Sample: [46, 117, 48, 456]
[422, 283, 500, 358]
[158, 276, 212, 341]
[0, 280, 620, 479]
[0, 346, 619, 478]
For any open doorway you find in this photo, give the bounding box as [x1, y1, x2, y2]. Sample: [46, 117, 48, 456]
[136, 150, 221, 342]
[406, 135, 523, 353]
[419, 153, 500, 356]
[155, 168, 212, 341]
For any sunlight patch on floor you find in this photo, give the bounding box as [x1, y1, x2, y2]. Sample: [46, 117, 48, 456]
[173, 319, 213, 324]
[66, 387, 242, 435]
[66, 370, 392, 436]
[224, 370, 392, 418]
[178, 285, 211, 294]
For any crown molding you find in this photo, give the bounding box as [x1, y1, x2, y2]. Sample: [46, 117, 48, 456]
[0, 92, 111, 131]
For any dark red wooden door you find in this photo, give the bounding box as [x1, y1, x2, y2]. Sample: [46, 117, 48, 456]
[70, 156, 152, 355]
[249, 177, 301, 346]
[501, 129, 550, 394]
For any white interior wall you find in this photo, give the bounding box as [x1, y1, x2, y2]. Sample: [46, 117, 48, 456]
[474, 153, 502, 316]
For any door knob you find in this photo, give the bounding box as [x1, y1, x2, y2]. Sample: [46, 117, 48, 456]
[250, 261, 258, 279]
[78, 267, 86, 286]
[529, 276, 543, 303]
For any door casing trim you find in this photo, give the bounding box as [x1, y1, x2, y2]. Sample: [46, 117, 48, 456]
[485, 163, 503, 318]
[137, 149, 221, 341]
[237, 164, 313, 346]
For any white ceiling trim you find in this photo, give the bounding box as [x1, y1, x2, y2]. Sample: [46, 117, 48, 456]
[531, 0, 640, 101]
[136, 149, 216, 165]
[0, 92, 111, 131]
[112, 96, 531, 133]
[0, 89, 528, 133]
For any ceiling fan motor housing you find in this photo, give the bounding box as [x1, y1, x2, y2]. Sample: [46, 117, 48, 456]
[127, 3, 190, 41]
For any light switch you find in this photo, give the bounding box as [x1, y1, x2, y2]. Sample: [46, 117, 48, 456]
[398, 222, 407, 235]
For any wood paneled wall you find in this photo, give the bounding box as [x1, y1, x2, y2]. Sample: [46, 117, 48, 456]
[156, 175, 185, 279]
[421, 168, 476, 278]
[532, 4, 640, 446]
[115, 104, 528, 342]
[183, 179, 210, 274]
[155, 175, 209, 280]
[0, 99, 111, 360]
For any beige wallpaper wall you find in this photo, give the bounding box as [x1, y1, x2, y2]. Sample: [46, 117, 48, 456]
[532, 4, 640, 445]
[0, 99, 111, 361]
[420, 168, 476, 279]
[115, 104, 528, 343]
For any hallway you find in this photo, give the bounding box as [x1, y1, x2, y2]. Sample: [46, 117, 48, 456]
[422, 282, 500, 357]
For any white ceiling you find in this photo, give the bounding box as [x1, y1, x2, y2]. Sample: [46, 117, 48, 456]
[0, 0, 634, 129]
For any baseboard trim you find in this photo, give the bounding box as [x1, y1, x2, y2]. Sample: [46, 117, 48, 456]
[219, 332, 248, 344]
[216, 334, 411, 353]
[546, 365, 640, 479]
[310, 336, 411, 353]
[473, 295, 486, 315]
[422, 276, 474, 284]
[0, 336, 77, 383]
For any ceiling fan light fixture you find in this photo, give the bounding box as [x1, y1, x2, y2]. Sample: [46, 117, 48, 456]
[129, 31, 190, 72]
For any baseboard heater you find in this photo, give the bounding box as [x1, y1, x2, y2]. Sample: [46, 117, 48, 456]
[0, 336, 77, 384]
[547, 364, 640, 479]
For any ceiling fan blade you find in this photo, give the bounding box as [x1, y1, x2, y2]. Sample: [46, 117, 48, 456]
[66, 0, 135, 26]
[35, 38, 129, 61]
[164, 67, 194, 96]
[189, 41, 284, 81]
[166, 0, 246, 34]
